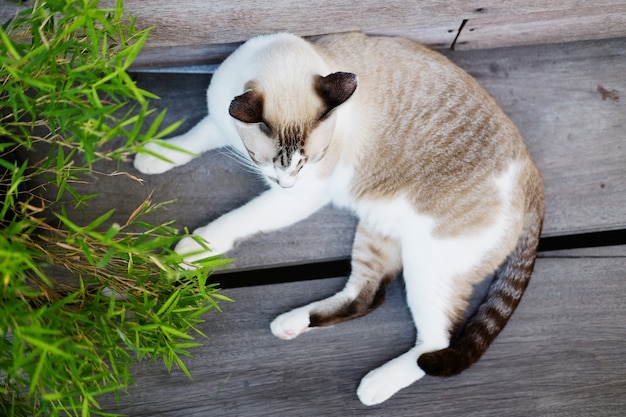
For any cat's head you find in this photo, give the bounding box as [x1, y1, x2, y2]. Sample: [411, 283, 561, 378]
[229, 72, 357, 188]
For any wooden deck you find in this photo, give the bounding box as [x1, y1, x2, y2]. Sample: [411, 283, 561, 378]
[64, 37, 626, 269]
[103, 249, 625, 417]
[102, 0, 626, 67]
[3, 1, 624, 415]
[93, 37, 626, 416]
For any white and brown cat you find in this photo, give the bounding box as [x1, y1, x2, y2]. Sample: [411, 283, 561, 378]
[133, 32, 544, 406]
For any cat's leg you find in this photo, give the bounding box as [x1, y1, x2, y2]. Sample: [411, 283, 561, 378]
[270, 224, 402, 340]
[175, 184, 330, 265]
[357, 243, 455, 406]
[134, 115, 228, 174]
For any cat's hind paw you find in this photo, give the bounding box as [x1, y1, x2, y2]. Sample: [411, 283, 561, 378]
[357, 350, 425, 406]
[270, 307, 312, 340]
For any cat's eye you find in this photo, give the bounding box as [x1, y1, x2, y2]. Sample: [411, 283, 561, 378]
[258, 122, 271, 135]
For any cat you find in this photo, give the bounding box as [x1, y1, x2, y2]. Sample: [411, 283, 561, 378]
[133, 32, 544, 406]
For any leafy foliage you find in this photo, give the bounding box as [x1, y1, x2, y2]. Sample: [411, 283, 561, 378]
[0, 1, 231, 416]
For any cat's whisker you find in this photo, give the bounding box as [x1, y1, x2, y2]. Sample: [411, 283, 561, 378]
[216, 148, 263, 176]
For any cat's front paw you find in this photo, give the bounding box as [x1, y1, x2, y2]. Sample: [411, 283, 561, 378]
[174, 236, 213, 268]
[270, 306, 312, 340]
[357, 351, 425, 406]
[175, 226, 234, 268]
[133, 142, 193, 175]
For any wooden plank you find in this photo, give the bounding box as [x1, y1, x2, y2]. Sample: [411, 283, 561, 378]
[539, 244, 626, 258]
[45, 37, 625, 270]
[455, 5, 626, 50]
[103, 0, 626, 68]
[0, 0, 25, 23]
[101, 251, 626, 416]
[3, 1, 626, 67]
[442, 38, 626, 237]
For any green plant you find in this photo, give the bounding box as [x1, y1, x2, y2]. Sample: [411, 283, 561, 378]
[0, 1, 231, 416]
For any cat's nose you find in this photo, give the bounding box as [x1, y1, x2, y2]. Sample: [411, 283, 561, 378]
[277, 177, 296, 188]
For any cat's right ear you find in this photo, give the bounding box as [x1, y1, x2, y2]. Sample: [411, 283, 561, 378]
[315, 72, 358, 117]
[229, 87, 264, 124]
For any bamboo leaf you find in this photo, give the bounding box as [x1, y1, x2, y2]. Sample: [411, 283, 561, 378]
[0, 28, 22, 60]
[159, 325, 194, 341]
[156, 290, 181, 317]
[20, 335, 72, 359]
[96, 246, 116, 268]
[28, 353, 47, 396]
[171, 353, 192, 379]
[0, 1, 232, 416]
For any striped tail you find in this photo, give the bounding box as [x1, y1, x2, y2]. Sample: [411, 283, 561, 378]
[418, 181, 544, 377]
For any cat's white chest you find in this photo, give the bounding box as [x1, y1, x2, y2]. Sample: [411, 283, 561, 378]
[326, 165, 432, 239]
[327, 164, 357, 209]
[355, 198, 435, 240]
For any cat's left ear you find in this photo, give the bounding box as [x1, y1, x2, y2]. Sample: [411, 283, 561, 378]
[315, 72, 358, 117]
[229, 86, 264, 124]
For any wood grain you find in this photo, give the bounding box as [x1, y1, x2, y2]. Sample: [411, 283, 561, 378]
[101, 250, 626, 416]
[96, 0, 626, 67]
[7, 0, 625, 268]
[539, 244, 626, 258]
[3, 3, 625, 415]
[442, 38, 626, 238]
[2, 1, 626, 67]
[48, 37, 625, 270]
[454, 5, 626, 50]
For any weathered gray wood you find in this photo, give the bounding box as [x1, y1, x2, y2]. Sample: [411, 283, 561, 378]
[538, 244, 626, 258]
[101, 249, 626, 416]
[4, 3, 625, 415]
[442, 38, 626, 238]
[453, 4, 626, 50]
[56, 37, 626, 270]
[111, 0, 626, 68]
[3, 1, 625, 268]
[5, 1, 625, 68]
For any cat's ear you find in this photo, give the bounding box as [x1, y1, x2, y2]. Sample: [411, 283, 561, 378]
[229, 87, 264, 124]
[315, 72, 358, 116]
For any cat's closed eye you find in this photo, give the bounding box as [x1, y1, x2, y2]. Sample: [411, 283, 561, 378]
[259, 122, 272, 135]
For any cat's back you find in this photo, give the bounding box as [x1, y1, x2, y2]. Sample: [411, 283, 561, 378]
[313, 33, 539, 235]
[312, 33, 466, 98]
[312, 33, 514, 144]
[314, 32, 448, 72]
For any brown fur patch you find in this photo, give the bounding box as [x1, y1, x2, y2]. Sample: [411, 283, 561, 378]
[310, 225, 402, 328]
